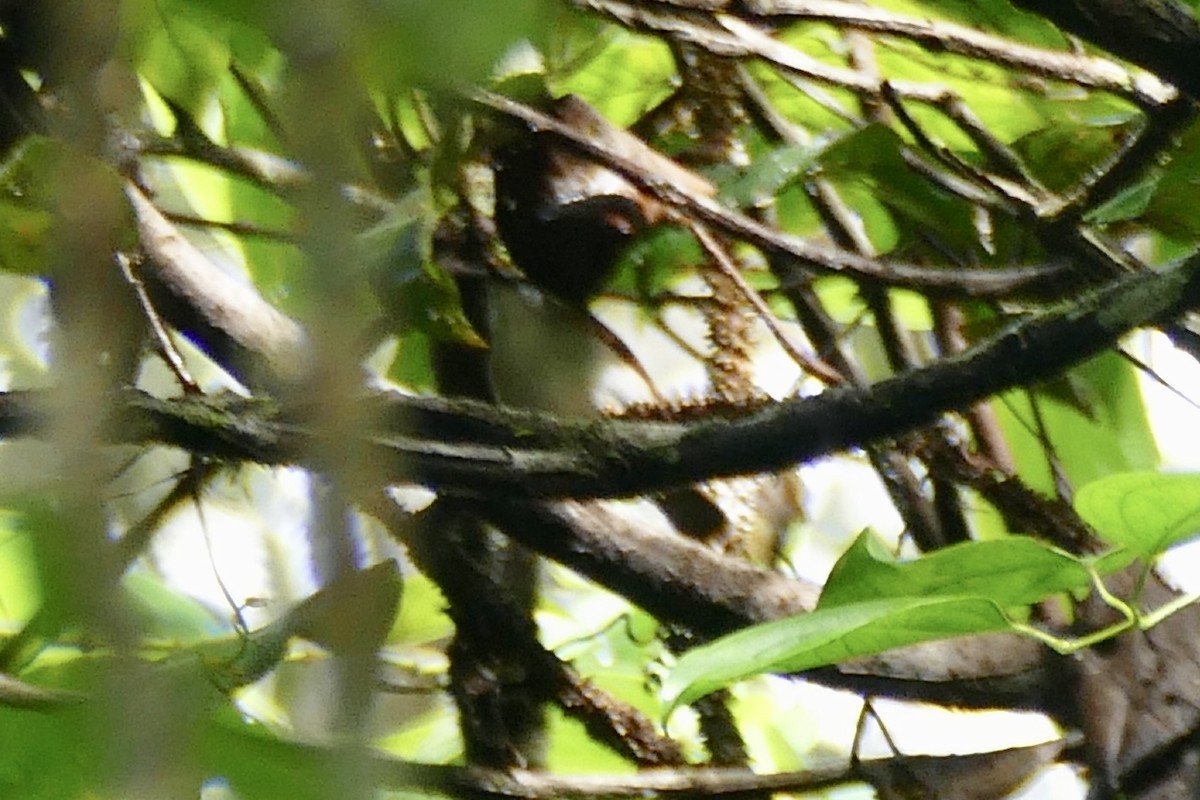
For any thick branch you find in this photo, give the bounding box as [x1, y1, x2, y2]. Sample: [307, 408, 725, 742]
[305, 735, 1071, 798]
[479, 498, 1053, 709]
[4, 251, 1200, 498]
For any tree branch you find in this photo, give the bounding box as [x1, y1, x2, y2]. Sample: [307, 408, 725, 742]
[576, 0, 1177, 106]
[4, 250, 1200, 499]
[473, 91, 1074, 300]
[1007, 0, 1200, 101]
[287, 733, 1071, 798]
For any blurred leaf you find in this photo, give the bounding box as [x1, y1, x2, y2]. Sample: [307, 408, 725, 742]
[821, 125, 980, 255]
[719, 141, 827, 208]
[389, 570, 452, 645]
[1085, 175, 1160, 225]
[0, 200, 52, 276]
[0, 512, 40, 624]
[385, 332, 437, 392]
[368, 218, 484, 348]
[363, 188, 484, 347]
[354, 0, 550, 94]
[907, 0, 1069, 45]
[1076, 472, 1200, 556]
[0, 136, 134, 279]
[123, 571, 222, 644]
[543, 706, 635, 773]
[0, 656, 108, 798]
[820, 123, 904, 175]
[202, 704, 337, 800]
[0, 275, 49, 384]
[609, 226, 703, 300]
[1138, 118, 1200, 237]
[0, 652, 212, 798]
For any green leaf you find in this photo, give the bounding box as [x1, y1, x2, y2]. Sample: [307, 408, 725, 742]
[820, 532, 1092, 610]
[1085, 175, 1159, 225]
[0, 136, 135, 280]
[608, 226, 704, 300]
[389, 569, 453, 645]
[998, 353, 1158, 495]
[820, 125, 980, 255]
[1139, 117, 1200, 238]
[664, 533, 1103, 712]
[663, 595, 1009, 712]
[123, 0, 239, 124]
[0, 511, 41, 624]
[550, 28, 676, 128]
[719, 141, 827, 208]
[123, 571, 223, 644]
[364, 193, 485, 348]
[202, 704, 337, 800]
[1014, 120, 1138, 193]
[0, 656, 111, 798]
[0, 652, 212, 798]
[0, 200, 53, 276]
[1075, 472, 1200, 556]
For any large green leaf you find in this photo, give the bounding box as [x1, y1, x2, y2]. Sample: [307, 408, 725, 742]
[662, 595, 1009, 713]
[820, 532, 1092, 610]
[1075, 472, 1200, 556]
[997, 352, 1158, 496]
[664, 532, 1104, 711]
[0, 651, 215, 798]
[0, 656, 115, 798]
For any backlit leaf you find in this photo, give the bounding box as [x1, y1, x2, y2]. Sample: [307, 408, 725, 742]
[1076, 471, 1200, 556]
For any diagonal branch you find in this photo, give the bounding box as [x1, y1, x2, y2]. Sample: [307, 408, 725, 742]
[472, 91, 1073, 300]
[1007, 0, 1200, 101]
[4, 245, 1199, 500]
[575, 0, 1177, 106]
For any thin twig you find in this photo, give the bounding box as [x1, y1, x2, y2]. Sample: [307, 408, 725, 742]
[733, 0, 1176, 106]
[118, 251, 200, 393]
[688, 221, 843, 383]
[472, 90, 1070, 299]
